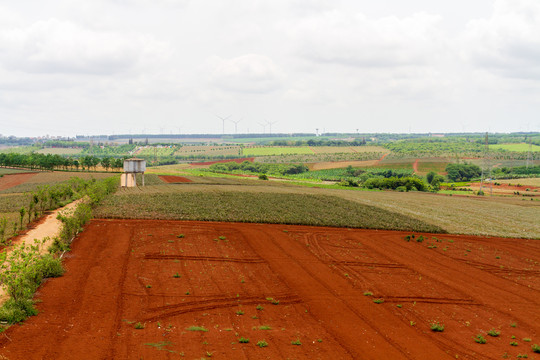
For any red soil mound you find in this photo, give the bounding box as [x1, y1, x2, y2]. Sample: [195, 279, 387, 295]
[189, 158, 255, 166]
[158, 175, 193, 183]
[0, 172, 37, 191]
[0, 220, 538, 359]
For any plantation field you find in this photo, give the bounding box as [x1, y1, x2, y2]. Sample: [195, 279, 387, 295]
[243, 146, 314, 156]
[0, 171, 116, 194]
[309, 146, 389, 154]
[490, 143, 540, 152]
[1, 219, 538, 359]
[174, 145, 241, 157]
[95, 189, 442, 232]
[36, 148, 83, 155]
[0, 169, 34, 176]
[99, 177, 540, 239]
[498, 178, 540, 187]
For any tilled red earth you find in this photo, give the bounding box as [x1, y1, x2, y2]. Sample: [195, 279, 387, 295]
[0, 220, 538, 360]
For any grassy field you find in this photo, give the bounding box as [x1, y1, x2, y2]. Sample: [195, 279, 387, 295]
[489, 143, 540, 152]
[94, 189, 443, 232]
[36, 148, 83, 155]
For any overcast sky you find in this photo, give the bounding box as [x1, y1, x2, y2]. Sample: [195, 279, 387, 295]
[1, 0, 539, 137]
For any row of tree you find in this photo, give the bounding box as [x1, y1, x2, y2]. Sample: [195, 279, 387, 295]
[0, 153, 125, 171]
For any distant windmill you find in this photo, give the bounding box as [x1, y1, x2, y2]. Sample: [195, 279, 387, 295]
[230, 118, 241, 134]
[266, 119, 277, 134]
[216, 115, 231, 135]
[316, 128, 319, 136]
[258, 122, 267, 134]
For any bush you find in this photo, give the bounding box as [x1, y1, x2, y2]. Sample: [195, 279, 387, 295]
[258, 174, 268, 180]
[0, 298, 38, 323]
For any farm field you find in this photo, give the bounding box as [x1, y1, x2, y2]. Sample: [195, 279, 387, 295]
[0, 219, 538, 359]
[0, 171, 116, 194]
[243, 146, 314, 156]
[309, 146, 389, 154]
[35, 147, 83, 155]
[97, 178, 540, 239]
[489, 143, 540, 152]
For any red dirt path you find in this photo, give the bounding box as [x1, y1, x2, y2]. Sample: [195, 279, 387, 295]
[412, 159, 419, 174]
[0, 172, 37, 191]
[158, 175, 193, 183]
[0, 220, 538, 359]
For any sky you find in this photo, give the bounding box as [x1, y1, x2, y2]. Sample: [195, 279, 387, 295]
[0, 0, 539, 137]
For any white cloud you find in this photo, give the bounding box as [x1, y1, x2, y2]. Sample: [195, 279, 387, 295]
[208, 54, 285, 94]
[0, 18, 169, 75]
[290, 11, 444, 68]
[463, 0, 540, 80]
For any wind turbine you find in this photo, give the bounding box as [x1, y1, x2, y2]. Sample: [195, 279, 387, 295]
[258, 122, 267, 134]
[216, 115, 231, 135]
[230, 118, 241, 134]
[266, 119, 277, 134]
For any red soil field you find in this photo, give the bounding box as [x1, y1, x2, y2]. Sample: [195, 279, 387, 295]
[190, 158, 255, 166]
[0, 220, 538, 359]
[0, 172, 37, 191]
[158, 175, 193, 183]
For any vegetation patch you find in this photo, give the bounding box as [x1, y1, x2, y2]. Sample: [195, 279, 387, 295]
[94, 191, 445, 233]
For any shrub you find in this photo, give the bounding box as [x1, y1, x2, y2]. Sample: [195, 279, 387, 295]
[0, 298, 38, 323]
[187, 326, 208, 332]
[291, 339, 302, 345]
[430, 322, 445, 332]
[238, 337, 249, 343]
[258, 174, 268, 180]
[256, 340, 268, 348]
[532, 344, 540, 353]
[474, 334, 487, 344]
[487, 329, 500, 337]
[510, 341, 518, 346]
[373, 298, 384, 304]
[134, 322, 144, 329]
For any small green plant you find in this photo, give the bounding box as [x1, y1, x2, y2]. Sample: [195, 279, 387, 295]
[487, 329, 500, 337]
[206, 351, 213, 357]
[404, 235, 411, 242]
[430, 322, 445, 332]
[510, 341, 518, 346]
[317, 338, 323, 343]
[236, 310, 244, 315]
[134, 322, 144, 329]
[218, 236, 226, 240]
[173, 272, 181, 278]
[177, 234, 185, 238]
[291, 339, 302, 345]
[532, 344, 540, 353]
[256, 340, 268, 348]
[187, 326, 208, 332]
[363, 291, 373, 296]
[259, 325, 271, 330]
[238, 337, 249, 343]
[396, 304, 402, 308]
[517, 354, 528, 358]
[256, 305, 264, 310]
[474, 334, 487, 344]
[373, 298, 384, 304]
[523, 338, 531, 342]
[258, 174, 269, 180]
[510, 322, 517, 328]
[416, 235, 424, 243]
[146, 284, 152, 288]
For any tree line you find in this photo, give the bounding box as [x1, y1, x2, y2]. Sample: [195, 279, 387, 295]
[0, 153, 125, 171]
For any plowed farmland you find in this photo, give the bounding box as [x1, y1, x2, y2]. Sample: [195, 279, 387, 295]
[1, 220, 538, 359]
